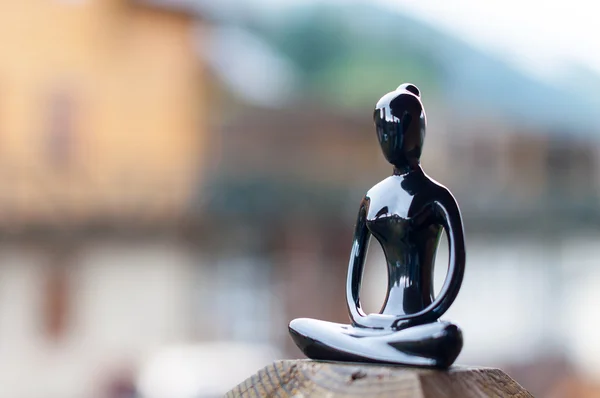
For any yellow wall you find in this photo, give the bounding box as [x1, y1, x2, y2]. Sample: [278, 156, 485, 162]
[0, 0, 206, 224]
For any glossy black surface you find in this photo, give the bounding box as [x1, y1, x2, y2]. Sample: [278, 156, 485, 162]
[289, 83, 466, 368]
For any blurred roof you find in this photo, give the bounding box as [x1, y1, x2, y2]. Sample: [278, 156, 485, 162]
[133, 0, 199, 16]
[136, 0, 260, 22]
[199, 26, 300, 108]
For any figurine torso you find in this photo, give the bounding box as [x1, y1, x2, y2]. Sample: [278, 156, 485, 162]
[364, 171, 444, 317]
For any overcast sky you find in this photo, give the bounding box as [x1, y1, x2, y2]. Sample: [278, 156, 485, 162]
[378, 0, 600, 79]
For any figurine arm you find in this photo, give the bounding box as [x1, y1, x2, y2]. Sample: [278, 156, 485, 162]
[346, 196, 371, 324]
[426, 188, 466, 321]
[391, 187, 465, 329]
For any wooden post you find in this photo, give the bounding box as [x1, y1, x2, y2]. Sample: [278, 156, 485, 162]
[226, 360, 533, 398]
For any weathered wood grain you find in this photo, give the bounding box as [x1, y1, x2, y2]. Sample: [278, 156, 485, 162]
[226, 360, 533, 398]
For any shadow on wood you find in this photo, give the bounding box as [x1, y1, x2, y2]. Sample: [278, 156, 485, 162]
[226, 359, 533, 397]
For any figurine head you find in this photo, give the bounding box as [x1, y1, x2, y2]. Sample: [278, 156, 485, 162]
[374, 83, 427, 171]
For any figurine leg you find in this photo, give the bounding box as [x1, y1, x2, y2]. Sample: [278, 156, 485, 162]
[289, 318, 462, 368]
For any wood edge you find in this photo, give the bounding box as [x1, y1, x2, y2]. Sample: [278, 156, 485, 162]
[274, 359, 505, 374]
[226, 359, 534, 397]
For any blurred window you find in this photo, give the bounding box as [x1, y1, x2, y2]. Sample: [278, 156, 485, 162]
[206, 256, 276, 344]
[545, 138, 595, 195]
[43, 247, 75, 342]
[471, 139, 496, 174]
[46, 89, 76, 171]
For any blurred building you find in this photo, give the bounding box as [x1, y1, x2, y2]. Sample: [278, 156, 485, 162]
[0, 0, 208, 228]
[0, 2, 211, 397]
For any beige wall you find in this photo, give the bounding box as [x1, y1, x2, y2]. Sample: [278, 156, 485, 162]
[0, 241, 199, 398]
[0, 0, 206, 224]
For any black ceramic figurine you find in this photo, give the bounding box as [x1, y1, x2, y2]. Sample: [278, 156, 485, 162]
[289, 83, 466, 368]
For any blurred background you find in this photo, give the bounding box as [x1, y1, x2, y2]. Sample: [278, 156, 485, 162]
[1, 0, 600, 397]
